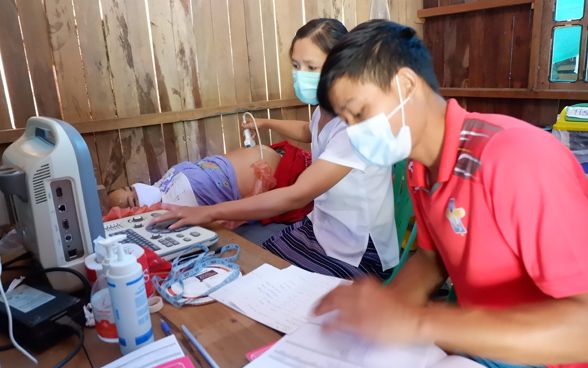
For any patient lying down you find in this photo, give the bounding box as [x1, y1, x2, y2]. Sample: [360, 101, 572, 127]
[107, 142, 312, 225]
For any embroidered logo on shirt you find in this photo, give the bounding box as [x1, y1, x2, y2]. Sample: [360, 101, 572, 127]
[446, 198, 467, 236]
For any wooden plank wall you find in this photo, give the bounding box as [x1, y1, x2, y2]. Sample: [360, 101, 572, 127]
[422, 0, 576, 126]
[0, 0, 421, 192]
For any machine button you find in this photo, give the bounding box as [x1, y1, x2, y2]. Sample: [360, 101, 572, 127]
[132, 216, 144, 222]
[176, 234, 184, 238]
[183, 238, 191, 242]
[151, 234, 161, 239]
[190, 231, 200, 237]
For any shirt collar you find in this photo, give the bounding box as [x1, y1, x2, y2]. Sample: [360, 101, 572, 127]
[409, 99, 467, 188]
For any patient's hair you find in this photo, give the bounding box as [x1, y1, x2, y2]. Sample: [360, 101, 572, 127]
[317, 20, 440, 114]
[289, 18, 348, 57]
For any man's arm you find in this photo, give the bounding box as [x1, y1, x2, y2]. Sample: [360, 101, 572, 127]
[419, 292, 588, 365]
[315, 276, 588, 365]
[387, 248, 447, 306]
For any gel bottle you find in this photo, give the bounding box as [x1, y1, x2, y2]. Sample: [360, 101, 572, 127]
[105, 236, 154, 354]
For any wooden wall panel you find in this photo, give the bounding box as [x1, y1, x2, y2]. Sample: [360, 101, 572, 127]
[100, 0, 140, 189]
[193, 0, 224, 155]
[343, 0, 358, 28]
[0, 0, 389, 187]
[356, 0, 370, 23]
[0, 71, 10, 129]
[149, 0, 181, 169]
[45, 0, 91, 123]
[74, 0, 116, 120]
[16, 0, 61, 119]
[274, 0, 304, 144]
[428, 5, 532, 89]
[0, 0, 36, 128]
[466, 98, 560, 127]
[211, 0, 240, 152]
[74, 0, 115, 186]
[243, 0, 272, 146]
[82, 133, 102, 185]
[171, 0, 203, 162]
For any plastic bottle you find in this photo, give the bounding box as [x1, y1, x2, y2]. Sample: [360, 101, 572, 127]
[90, 236, 119, 343]
[103, 235, 154, 354]
[90, 272, 118, 343]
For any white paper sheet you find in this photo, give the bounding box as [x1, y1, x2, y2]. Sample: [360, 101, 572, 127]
[245, 322, 484, 368]
[101, 335, 184, 368]
[210, 264, 346, 334]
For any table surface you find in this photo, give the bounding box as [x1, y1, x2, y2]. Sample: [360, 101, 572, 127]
[0, 227, 290, 368]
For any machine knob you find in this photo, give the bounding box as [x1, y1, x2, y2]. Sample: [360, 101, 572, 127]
[132, 216, 144, 222]
[151, 234, 161, 239]
[134, 223, 143, 228]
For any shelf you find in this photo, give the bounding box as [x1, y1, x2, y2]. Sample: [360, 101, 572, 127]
[418, 0, 533, 19]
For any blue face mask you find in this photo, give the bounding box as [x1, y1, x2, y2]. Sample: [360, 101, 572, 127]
[292, 70, 320, 105]
[346, 76, 412, 167]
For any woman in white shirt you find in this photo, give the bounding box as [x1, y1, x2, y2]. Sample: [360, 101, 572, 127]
[151, 19, 398, 280]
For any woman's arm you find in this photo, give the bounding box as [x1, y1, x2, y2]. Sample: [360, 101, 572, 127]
[151, 159, 351, 229]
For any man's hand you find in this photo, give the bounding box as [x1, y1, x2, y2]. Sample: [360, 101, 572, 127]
[314, 277, 426, 344]
[148, 203, 214, 229]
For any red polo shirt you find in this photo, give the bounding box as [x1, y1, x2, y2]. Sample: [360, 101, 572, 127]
[408, 99, 588, 368]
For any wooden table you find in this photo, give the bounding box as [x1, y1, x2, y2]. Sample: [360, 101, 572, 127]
[0, 228, 289, 368]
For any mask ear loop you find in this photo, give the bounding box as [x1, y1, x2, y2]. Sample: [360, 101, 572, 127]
[395, 75, 406, 127]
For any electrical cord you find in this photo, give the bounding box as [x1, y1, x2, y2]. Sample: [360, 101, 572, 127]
[39, 267, 92, 305]
[0, 264, 90, 362]
[1, 252, 32, 269]
[0, 256, 38, 364]
[52, 315, 84, 368]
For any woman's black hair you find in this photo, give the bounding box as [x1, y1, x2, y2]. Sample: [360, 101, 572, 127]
[289, 18, 348, 57]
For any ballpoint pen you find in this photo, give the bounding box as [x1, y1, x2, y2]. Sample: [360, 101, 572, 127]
[160, 318, 202, 368]
[181, 324, 220, 368]
[160, 318, 172, 336]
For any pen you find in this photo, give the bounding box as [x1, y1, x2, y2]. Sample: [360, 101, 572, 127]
[160, 318, 172, 336]
[181, 324, 220, 368]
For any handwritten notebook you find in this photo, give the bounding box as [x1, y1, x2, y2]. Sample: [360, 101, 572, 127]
[101, 335, 195, 368]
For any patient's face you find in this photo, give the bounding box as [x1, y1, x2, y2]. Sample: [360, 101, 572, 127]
[291, 38, 327, 72]
[107, 186, 139, 208]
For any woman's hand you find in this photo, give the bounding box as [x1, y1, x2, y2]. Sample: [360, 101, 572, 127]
[241, 116, 268, 131]
[148, 203, 215, 230]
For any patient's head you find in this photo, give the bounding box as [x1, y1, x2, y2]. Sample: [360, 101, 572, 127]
[108, 186, 138, 208]
[107, 183, 161, 209]
[290, 18, 348, 73]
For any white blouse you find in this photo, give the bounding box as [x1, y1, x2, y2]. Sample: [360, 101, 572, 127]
[309, 108, 398, 270]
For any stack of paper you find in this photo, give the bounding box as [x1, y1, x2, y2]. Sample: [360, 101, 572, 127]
[210, 264, 346, 334]
[101, 335, 195, 368]
[245, 322, 484, 368]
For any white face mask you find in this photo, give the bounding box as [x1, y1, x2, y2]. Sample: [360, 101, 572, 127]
[346, 76, 412, 167]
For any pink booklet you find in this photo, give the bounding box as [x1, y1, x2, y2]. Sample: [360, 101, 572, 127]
[154, 356, 196, 368]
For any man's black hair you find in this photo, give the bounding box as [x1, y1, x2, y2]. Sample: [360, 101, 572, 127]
[317, 19, 440, 114]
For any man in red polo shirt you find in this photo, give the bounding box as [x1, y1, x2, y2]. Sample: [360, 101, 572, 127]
[314, 20, 588, 368]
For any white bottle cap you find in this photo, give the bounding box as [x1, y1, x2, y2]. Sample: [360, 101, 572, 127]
[108, 241, 140, 277]
[95, 234, 127, 272]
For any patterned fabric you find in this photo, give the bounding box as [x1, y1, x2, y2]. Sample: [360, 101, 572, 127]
[262, 217, 392, 280]
[154, 155, 240, 206]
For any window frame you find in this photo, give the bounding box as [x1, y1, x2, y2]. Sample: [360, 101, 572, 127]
[537, 0, 588, 90]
